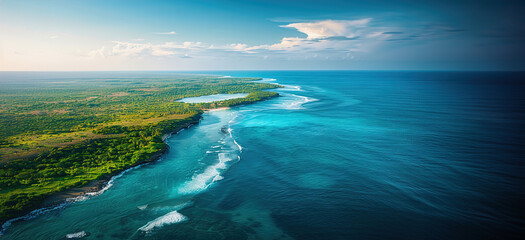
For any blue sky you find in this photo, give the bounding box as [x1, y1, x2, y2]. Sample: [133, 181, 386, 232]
[0, 0, 523, 70]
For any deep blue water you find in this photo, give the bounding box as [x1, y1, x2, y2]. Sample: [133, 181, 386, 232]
[1, 71, 524, 239]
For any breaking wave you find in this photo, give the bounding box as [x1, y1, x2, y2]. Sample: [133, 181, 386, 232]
[177, 151, 238, 194]
[280, 85, 303, 91]
[177, 118, 242, 195]
[138, 210, 188, 233]
[276, 94, 318, 110]
[65, 231, 87, 239]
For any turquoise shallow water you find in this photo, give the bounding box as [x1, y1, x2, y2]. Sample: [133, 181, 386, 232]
[1, 71, 524, 239]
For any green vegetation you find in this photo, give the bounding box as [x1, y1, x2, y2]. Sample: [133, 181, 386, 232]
[0, 74, 281, 223]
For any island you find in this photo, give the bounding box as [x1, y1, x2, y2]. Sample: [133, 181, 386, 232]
[0, 75, 281, 225]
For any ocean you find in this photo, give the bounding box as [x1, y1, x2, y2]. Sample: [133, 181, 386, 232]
[1, 71, 524, 239]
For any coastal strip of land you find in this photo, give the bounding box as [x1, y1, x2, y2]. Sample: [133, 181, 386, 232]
[0, 75, 281, 226]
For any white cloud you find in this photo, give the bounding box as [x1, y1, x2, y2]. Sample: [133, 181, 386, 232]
[227, 43, 249, 51]
[92, 41, 206, 58]
[262, 37, 305, 50]
[151, 47, 176, 56]
[111, 41, 152, 56]
[236, 19, 374, 54]
[282, 19, 371, 39]
[155, 31, 176, 35]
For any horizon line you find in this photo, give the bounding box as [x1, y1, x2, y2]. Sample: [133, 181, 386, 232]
[1, 69, 524, 72]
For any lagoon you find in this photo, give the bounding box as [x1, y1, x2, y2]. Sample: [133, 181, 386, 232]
[176, 93, 248, 103]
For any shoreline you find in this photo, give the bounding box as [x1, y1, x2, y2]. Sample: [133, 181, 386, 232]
[39, 105, 244, 207]
[39, 144, 170, 207]
[204, 107, 231, 112]
[41, 116, 201, 207]
[0, 116, 201, 231]
[0, 92, 280, 231]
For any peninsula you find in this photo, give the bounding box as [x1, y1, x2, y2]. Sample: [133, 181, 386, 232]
[0, 74, 280, 224]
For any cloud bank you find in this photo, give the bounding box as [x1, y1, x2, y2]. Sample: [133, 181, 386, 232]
[89, 18, 462, 62]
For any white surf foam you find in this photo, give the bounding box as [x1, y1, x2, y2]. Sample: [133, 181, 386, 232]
[0, 201, 69, 235]
[84, 163, 147, 199]
[280, 85, 303, 91]
[232, 138, 243, 152]
[226, 114, 243, 152]
[177, 121, 242, 195]
[66, 231, 87, 239]
[138, 210, 188, 232]
[213, 175, 224, 182]
[177, 152, 236, 194]
[279, 94, 318, 110]
[256, 78, 279, 85]
[227, 128, 243, 152]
